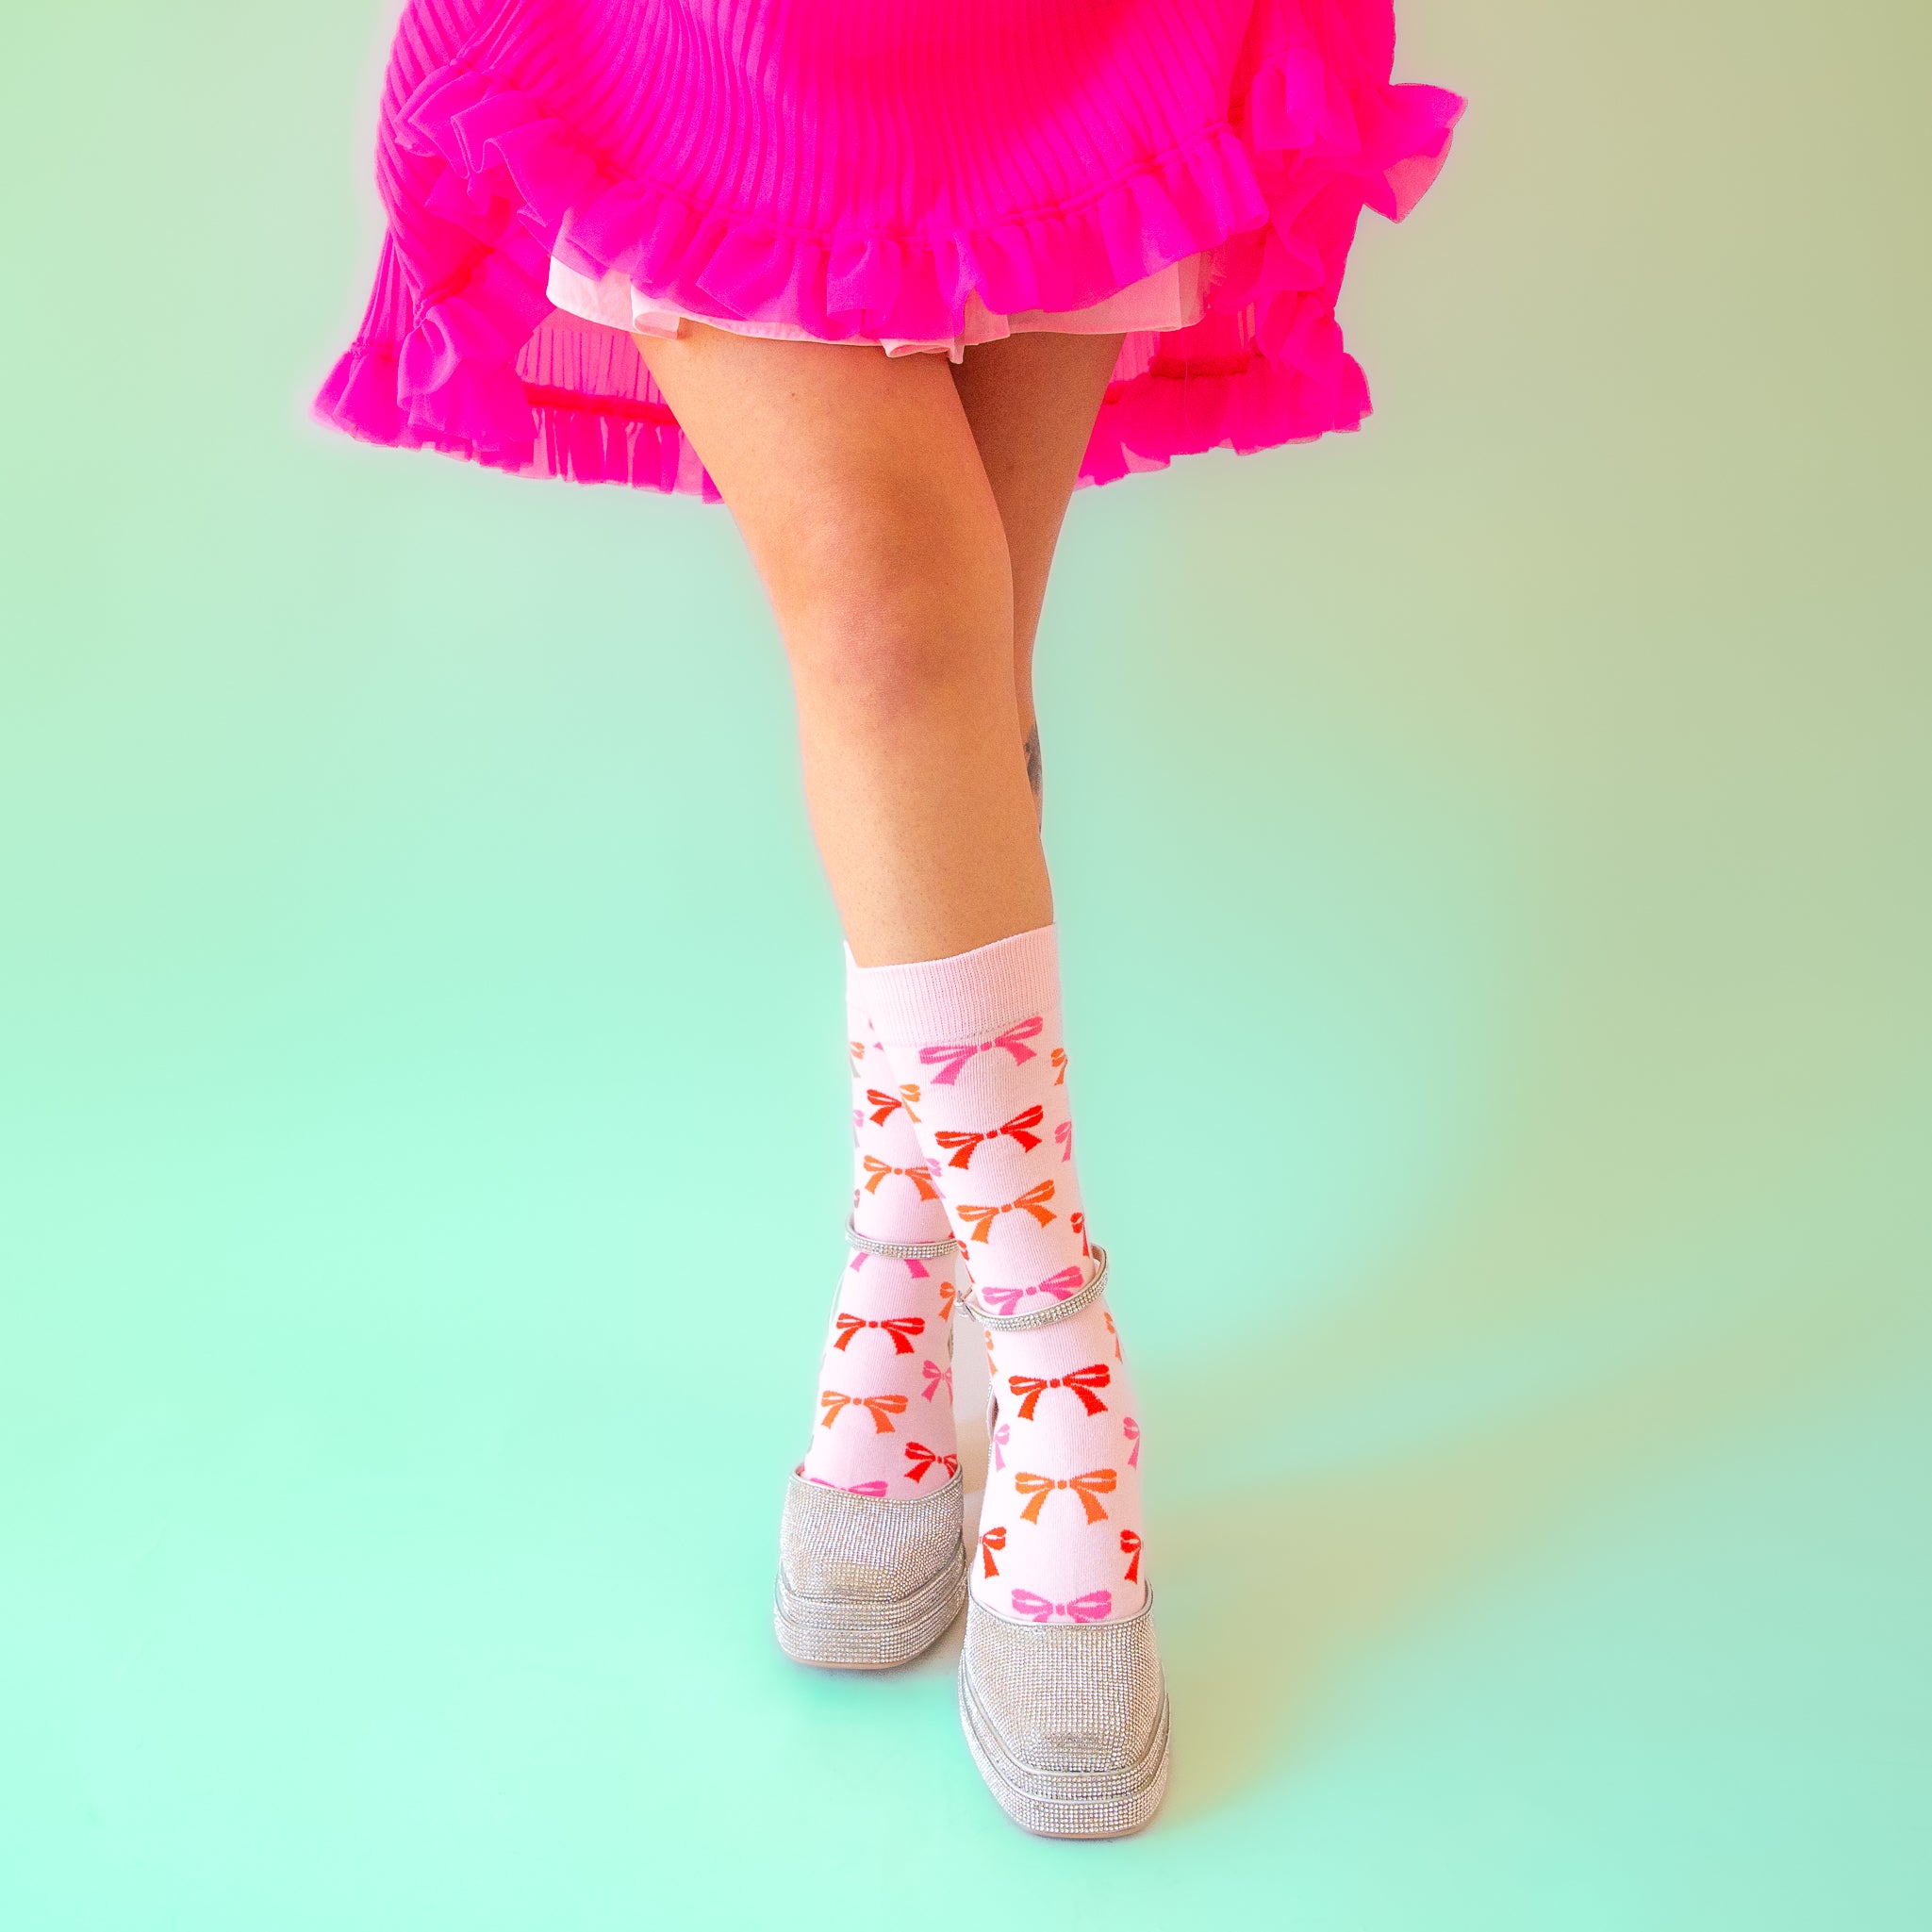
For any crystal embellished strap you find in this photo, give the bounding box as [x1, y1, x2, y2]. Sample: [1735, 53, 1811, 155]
[844, 1217, 960, 1262]
[956, 1246, 1111, 1331]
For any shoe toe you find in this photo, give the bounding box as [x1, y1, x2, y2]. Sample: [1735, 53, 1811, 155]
[774, 1471, 968, 1668]
[957, 1592, 1171, 1836]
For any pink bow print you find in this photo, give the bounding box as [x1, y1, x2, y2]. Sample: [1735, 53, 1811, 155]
[1010, 1589, 1113, 1625]
[849, 1251, 932, 1279]
[917, 1016, 1045, 1086]
[809, 1475, 888, 1497]
[981, 1265, 1084, 1318]
[1122, 1415, 1140, 1466]
[1054, 1118, 1072, 1162]
[991, 1422, 1010, 1471]
[920, 1358, 952, 1402]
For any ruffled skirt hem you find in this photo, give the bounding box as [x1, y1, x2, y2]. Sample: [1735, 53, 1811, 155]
[315, 2, 1463, 500]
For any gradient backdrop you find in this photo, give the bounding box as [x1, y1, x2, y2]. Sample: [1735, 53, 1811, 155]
[4, 3, 1928, 1925]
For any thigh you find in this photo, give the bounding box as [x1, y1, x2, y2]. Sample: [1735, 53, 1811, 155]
[948, 331, 1127, 702]
[633, 321, 1007, 644]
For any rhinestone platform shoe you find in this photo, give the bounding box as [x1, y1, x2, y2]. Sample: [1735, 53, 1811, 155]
[952, 1247, 1172, 1835]
[773, 1225, 970, 1669]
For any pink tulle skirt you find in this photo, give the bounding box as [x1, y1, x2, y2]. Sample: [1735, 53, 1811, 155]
[316, 1, 1463, 501]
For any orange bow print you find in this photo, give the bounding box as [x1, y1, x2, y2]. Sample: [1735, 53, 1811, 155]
[1007, 1362, 1111, 1420]
[849, 1038, 867, 1067]
[818, 1390, 909, 1434]
[1050, 1046, 1067, 1085]
[1013, 1468, 1116, 1524]
[903, 1442, 958, 1484]
[956, 1179, 1056, 1245]
[834, 1313, 925, 1355]
[864, 1087, 905, 1125]
[980, 1526, 1007, 1577]
[863, 1155, 940, 1201]
[934, 1104, 1045, 1168]
[898, 1082, 923, 1123]
[1119, 1530, 1143, 1583]
[936, 1279, 956, 1324]
[1103, 1310, 1121, 1361]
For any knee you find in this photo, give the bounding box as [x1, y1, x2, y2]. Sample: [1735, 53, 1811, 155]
[765, 481, 1014, 710]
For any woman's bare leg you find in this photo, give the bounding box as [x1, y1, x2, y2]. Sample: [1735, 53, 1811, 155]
[948, 332, 1124, 819]
[634, 322, 1119, 964]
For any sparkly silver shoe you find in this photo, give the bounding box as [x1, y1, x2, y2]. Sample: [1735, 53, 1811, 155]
[772, 1225, 969, 1670]
[952, 1247, 1172, 1836]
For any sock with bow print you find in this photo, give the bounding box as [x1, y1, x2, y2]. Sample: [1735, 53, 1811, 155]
[797, 948, 962, 1499]
[850, 924, 1146, 1624]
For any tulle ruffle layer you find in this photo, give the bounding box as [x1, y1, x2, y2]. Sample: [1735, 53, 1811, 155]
[316, 0, 1462, 496]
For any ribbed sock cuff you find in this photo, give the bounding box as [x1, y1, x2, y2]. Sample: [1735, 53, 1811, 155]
[849, 924, 1060, 1045]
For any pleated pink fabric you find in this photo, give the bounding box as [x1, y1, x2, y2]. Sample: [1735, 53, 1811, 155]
[316, 0, 1463, 500]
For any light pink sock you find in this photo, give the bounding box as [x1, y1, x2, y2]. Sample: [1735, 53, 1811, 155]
[851, 925, 1146, 1623]
[797, 949, 961, 1499]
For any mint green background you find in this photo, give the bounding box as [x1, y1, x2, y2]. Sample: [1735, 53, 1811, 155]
[5, 3, 1929, 1925]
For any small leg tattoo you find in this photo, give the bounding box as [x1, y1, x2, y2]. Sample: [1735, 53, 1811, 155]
[1023, 723, 1043, 820]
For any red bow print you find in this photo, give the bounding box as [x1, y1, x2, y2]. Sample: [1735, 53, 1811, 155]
[920, 1357, 952, 1402]
[980, 1527, 1006, 1577]
[1011, 1589, 1112, 1625]
[818, 1390, 909, 1434]
[864, 1087, 905, 1125]
[933, 1104, 1046, 1168]
[1054, 1119, 1072, 1162]
[862, 1154, 940, 1200]
[1070, 1211, 1090, 1257]
[982, 1265, 1084, 1317]
[1050, 1046, 1067, 1085]
[1007, 1362, 1111, 1420]
[957, 1180, 1056, 1245]
[903, 1442, 958, 1484]
[1120, 1530, 1143, 1583]
[1122, 1415, 1140, 1466]
[918, 1016, 1045, 1086]
[834, 1313, 925, 1355]
[1013, 1468, 1116, 1524]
